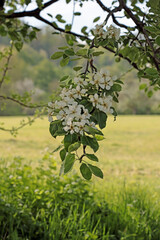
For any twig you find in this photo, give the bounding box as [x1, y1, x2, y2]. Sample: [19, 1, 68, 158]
[0, 43, 13, 89]
[0, 95, 48, 108]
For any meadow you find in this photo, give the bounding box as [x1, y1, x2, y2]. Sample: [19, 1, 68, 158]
[0, 115, 160, 239]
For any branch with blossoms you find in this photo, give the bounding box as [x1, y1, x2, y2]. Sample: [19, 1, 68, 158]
[48, 25, 122, 180]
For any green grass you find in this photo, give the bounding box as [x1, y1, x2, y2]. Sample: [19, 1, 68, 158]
[1, 115, 160, 239]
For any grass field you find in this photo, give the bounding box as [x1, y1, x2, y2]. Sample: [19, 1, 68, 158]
[1, 115, 160, 239]
[1, 115, 160, 181]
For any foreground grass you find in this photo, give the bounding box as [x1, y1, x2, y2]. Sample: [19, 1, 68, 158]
[1, 115, 160, 239]
[1, 156, 160, 240]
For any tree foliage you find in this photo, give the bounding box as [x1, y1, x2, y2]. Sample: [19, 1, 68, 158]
[0, 0, 160, 179]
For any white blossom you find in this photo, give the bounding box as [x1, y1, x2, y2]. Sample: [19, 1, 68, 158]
[74, 77, 88, 86]
[74, 85, 87, 99]
[63, 120, 78, 134]
[55, 100, 67, 110]
[56, 110, 67, 120]
[90, 93, 99, 107]
[106, 25, 120, 40]
[75, 120, 88, 135]
[93, 23, 107, 39]
[91, 73, 102, 86]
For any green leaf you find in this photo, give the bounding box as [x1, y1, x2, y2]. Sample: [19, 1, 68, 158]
[68, 142, 81, 152]
[60, 148, 66, 161]
[93, 110, 107, 129]
[51, 52, 63, 60]
[56, 14, 66, 23]
[155, 36, 160, 46]
[52, 144, 63, 153]
[86, 154, 98, 162]
[88, 164, 103, 179]
[15, 42, 23, 51]
[95, 135, 105, 141]
[74, 12, 81, 16]
[146, 68, 158, 76]
[65, 49, 75, 56]
[80, 163, 92, 180]
[60, 75, 69, 82]
[49, 120, 61, 138]
[64, 153, 75, 173]
[65, 24, 72, 32]
[60, 57, 69, 67]
[93, 16, 100, 23]
[76, 49, 88, 57]
[81, 99, 93, 112]
[64, 134, 78, 151]
[73, 66, 83, 72]
[112, 84, 122, 92]
[147, 90, 153, 98]
[81, 135, 99, 152]
[81, 26, 88, 35]
[86, 126, 103, 136]
[139, 83, 147, 90]
[92, 51, 104, 56]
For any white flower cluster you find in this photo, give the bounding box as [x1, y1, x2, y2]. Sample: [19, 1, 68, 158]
[93, 23, 120, 40]
[91, 69, 117, 90]
[106, 25, 121, 41]
[48, 78, 96, 135]
[48, 70, 115, 134]
[90, 93, 113, 114]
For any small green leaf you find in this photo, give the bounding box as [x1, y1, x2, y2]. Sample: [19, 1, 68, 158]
[88, 164, 103, 179]
[155, 36, 160, 46]
[81, 135, 99, 152]
[60, 148, 66, 161]
[81, 26, 88, 35]
[74, 12, 81, 16]
[86, 126, 103, 136]
[147, 90, 153, 98]
[64, 134, 78, 151]
[60, 75, 69, 82]
[139, 83, 147, 90]
[65, 49, 75, 56]
[112, 84, 122, 92]
[93, 110, 107, 129]
[60, 57, 69, 67]
[15, 42, 23, 51]
[95, 135, 105, 141]
[146, 68, 158, 76]
[93, 16, 100, 23]
[65, 24, 72, 32]
[56, 14, 66, 23]
[80, 163, 92, 180]
[93, 51, 104, 56]
[51, 52, 63, 60]
[73, 66, 83, 71]
[76, 49, 88, 57]
[64, 153, 75, 173]
[49, 120, 61, 138]
[68, 142, 81, 152]
[86, 154, 98, 162]
[52, 145, 63, 153]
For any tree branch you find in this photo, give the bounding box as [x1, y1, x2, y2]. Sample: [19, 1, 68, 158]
[4, 0, 59, 18]
[0, 95, 47, 108]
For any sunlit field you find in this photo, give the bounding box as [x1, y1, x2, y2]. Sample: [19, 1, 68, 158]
[1, 115, 160, 182]
[1, 115, 160, 239]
